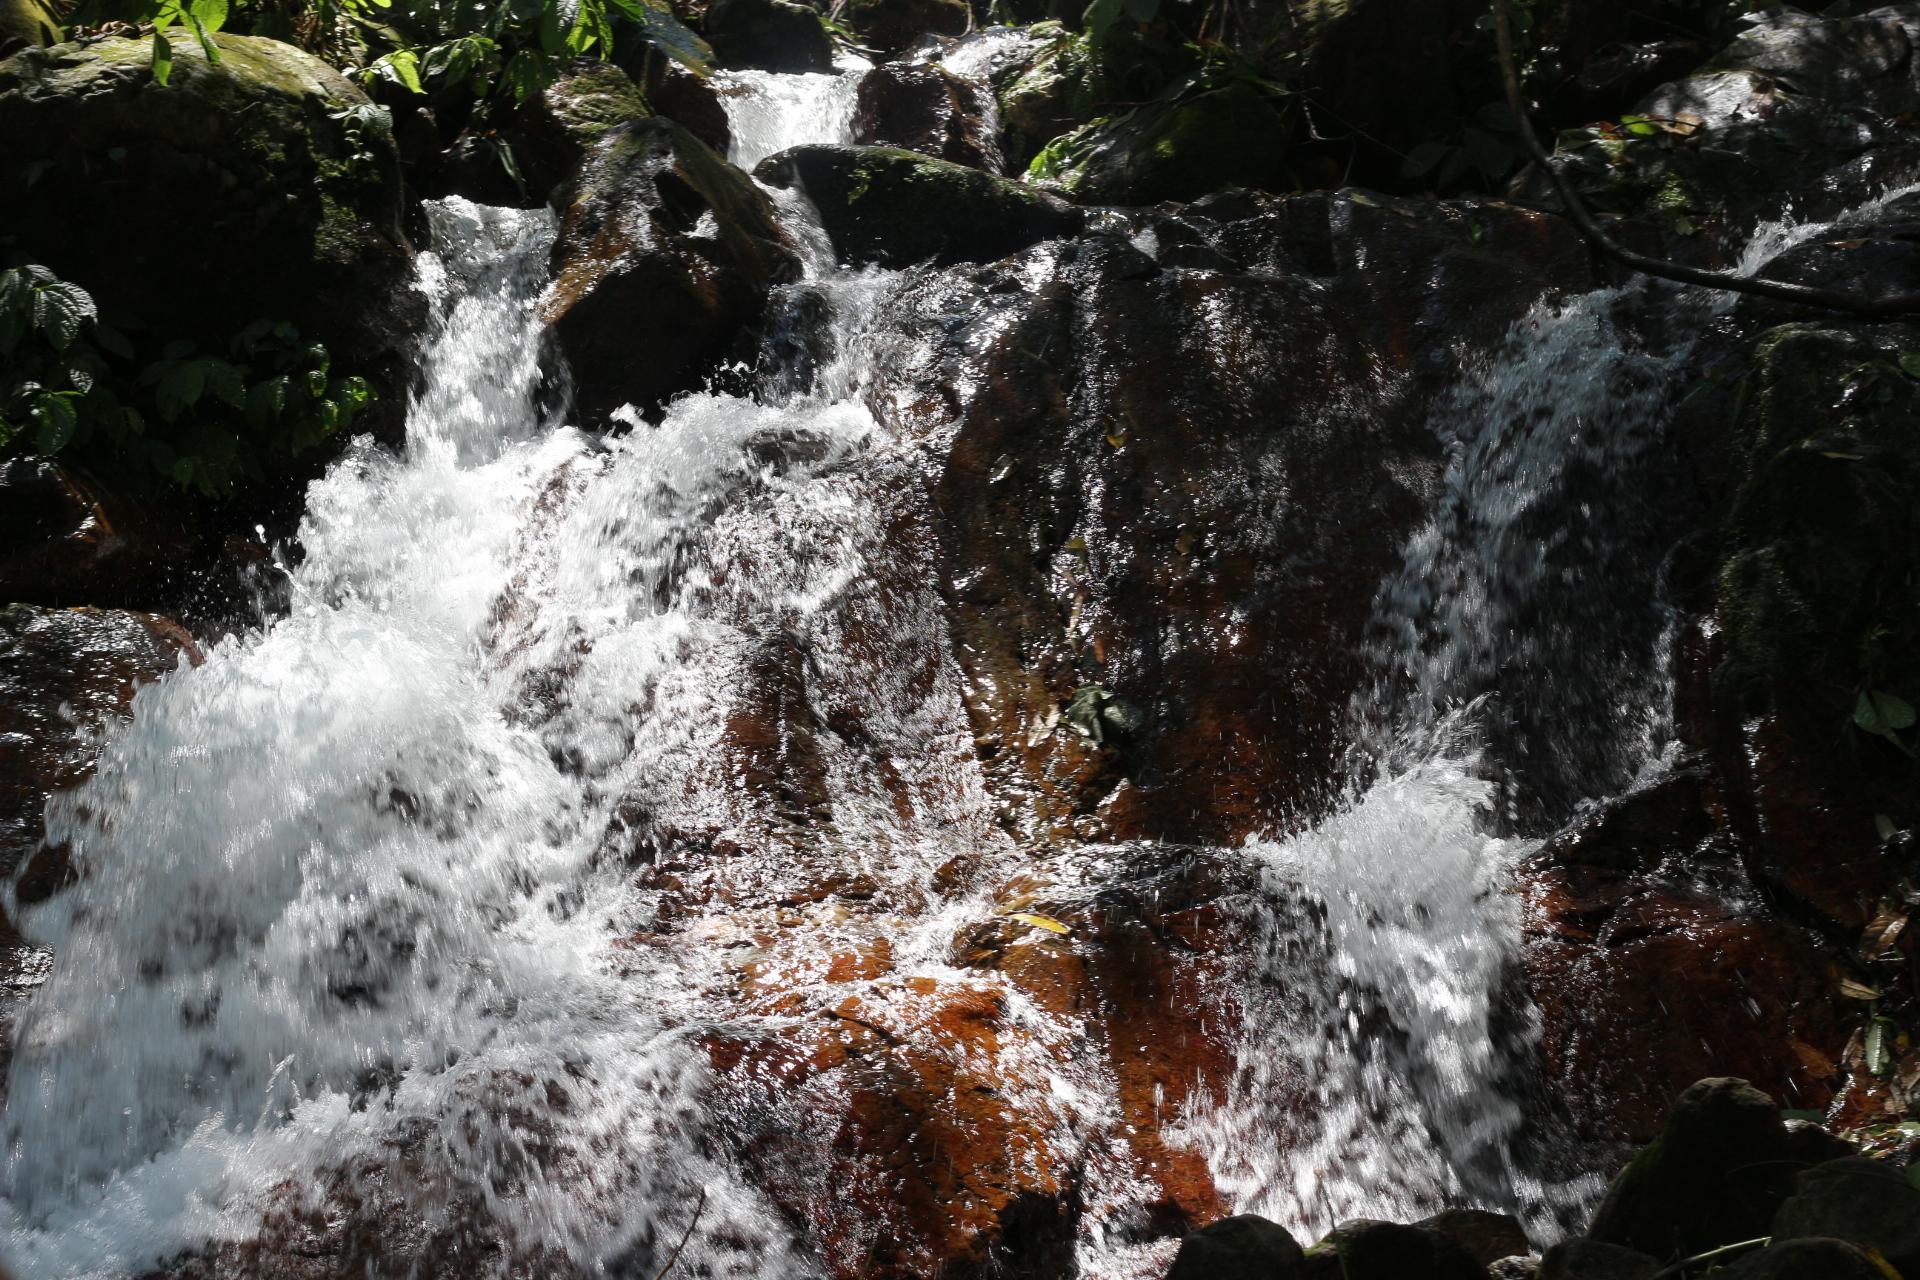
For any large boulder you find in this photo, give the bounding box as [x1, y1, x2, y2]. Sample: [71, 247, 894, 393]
[853, 61, 998, 171]
[702, 0, 834, 72]
[1584, 1078, 1855, 1260]
[0, 459, 195, 610]
[1520, 769, 1850, 1141]
[0, 33, 418, 393]
[1704, 323, 1920, 929]
[544, 117, 800, 424]
[753, 144, 1081, 266]
[1771, 1156, 1920, 1276]
[869, 190, 1589, 846]
[1716, 1238, 1894, 1280]
[1300, 1218, 1486, 1280]
[1168, 1214, 1304, 1280]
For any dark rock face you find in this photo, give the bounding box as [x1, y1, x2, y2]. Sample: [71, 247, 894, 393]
[871, 190, 1590, 847]
[1168, 1214, 1304, 1280]
[0, 459, 195, 610]
[1704, 323, 1920, 931]
[1520, 769, 1850, 1141]
[1716, 1238, 1893, 1280]
[1036, 81, 1295, 206]
[544, 117, 800, 424]
[1301, 1218, 1486, 1280]
[703, 0, 834, 72]
[853, 62, 998, 171]
[842, 0, 969, 57]
[0, 33, 418, 389]
[1584, 1078, 1854, 1260]
[1538, 1239, 1659, 1280]
[1771, 1156, 1920, 1277]
[0, 604, 199, 1096]
[1414, 1210, 1532, 1269]
[752, 144, 1081, 266]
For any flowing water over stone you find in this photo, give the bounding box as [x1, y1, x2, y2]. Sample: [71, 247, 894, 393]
[4, 50, 1911, 1280]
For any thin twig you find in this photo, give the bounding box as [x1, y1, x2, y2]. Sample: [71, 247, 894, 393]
[652, 1187, 710, 1280]
[1490, 0, 1920, 317]
[1646, 1235, 1772, 1279]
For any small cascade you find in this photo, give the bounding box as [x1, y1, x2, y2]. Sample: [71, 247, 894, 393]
[720, 59, 869, 170]
[1194, 185, 1920, 1246]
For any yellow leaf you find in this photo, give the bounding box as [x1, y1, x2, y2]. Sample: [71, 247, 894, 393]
[1010, 911, 1071, 935]
[1840, 977, 1883, 1000]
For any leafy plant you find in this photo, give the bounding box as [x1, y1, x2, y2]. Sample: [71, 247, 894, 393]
[1854, 625, 1917, 755]
[0, 265, 371, 496]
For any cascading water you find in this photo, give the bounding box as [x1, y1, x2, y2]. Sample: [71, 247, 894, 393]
[7, 34, 1912, 1278]
[1193, 188, 1920, 1248]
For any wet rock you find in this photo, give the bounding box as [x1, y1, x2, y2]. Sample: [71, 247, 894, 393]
[636, 51, 730, 154]
[1708, 324, 1920, 929]
[752, 144, 1081, 266]
[1491, 1258, 1542, 1280]
[545, 117, 799, 424]
[1032, 80, 1294, 206]
[1585, 1078, 1855, 1260]
[440, 60, 653, 206]
[1771, 1155, 1920, 1276]
[1301, 1218, 1485, 1280]
[0, 32, 417, 396]
[1415, 1209, 1532, 1269]
[853, 61, 998, 171]
[1538, 1239, 1658, 1280]
[841, 0, 968, 58]
[872, 192, 1589, 846]
[1520, 771, 1850, 1141]
[0, 604, 199, 1094]
[702, 0, 833, 73]
[1168, 1214, 1303, 1280]
[0, 458, 194, 609]
[1717, 1237, 1894, 1280]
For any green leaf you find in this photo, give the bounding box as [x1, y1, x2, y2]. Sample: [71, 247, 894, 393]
[94, 322, 134, 360]
[31, 280, 96, 351]
[1865, 1016, 1894, 1077]
[156, 359, 206, 421]
[188, 0, 227, 25]
[1082, 0, 1125, 40]
[1899, 352, 1920, 379]
[501, 49, 555, 103]
[1856, 689, 1917, 740]
[1402, 140, 1451, 180]
[188, 10, 220, 63]
[32, 391, 78, 453]
[203, 358, 246, 409]
[152, 30, 174, 85]
[375, 48, 425, 95]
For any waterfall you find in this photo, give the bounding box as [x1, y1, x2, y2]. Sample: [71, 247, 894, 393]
[1191, 187, 1920, 1246]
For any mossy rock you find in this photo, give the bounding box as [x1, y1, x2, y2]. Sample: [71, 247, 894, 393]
[752, 143, 1081, 265]
[1033, 81, 1294, 207]
[0, 32, 417, 384]
[0, 0, 59, 50]
[994, 23, 1090, 173]
[443, 59, 653, 205]
[1586, 1078, 1854, 1260]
